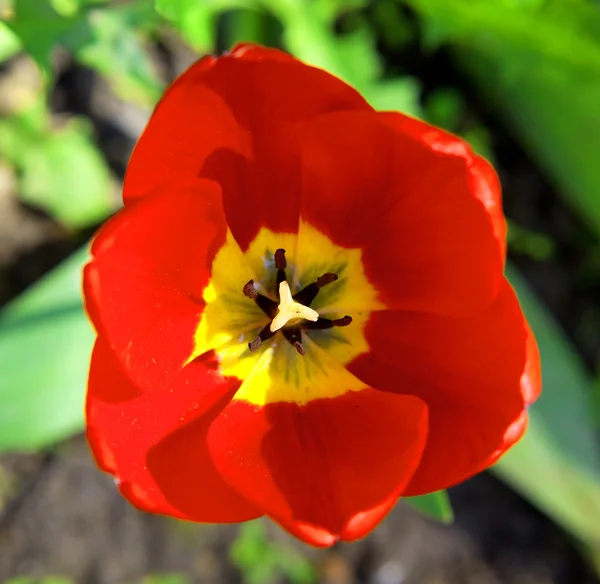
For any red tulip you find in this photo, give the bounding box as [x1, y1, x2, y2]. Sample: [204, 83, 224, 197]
[83, 44, 541, 547]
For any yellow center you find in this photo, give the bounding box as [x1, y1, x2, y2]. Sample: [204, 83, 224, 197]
[188, 221, 386, 406]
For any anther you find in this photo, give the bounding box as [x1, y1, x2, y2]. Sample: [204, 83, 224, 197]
[243, 280, 258, 299]
[248, 337, 262, 352]
[248, 323, 274, 352]
[274, 248, 287, 287]
[243, 281, 279, 318]
[316, 273, 338, 288]
[274, 248, 287, 270]
[303, 315, 353, 330]
[240, 249, 352, 357]
[282, 326, 306, 357]
[293, 341, 306, 356]
[293, 272, 339, 306]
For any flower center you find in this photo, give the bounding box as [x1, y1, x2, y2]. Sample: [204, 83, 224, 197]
[188, 223, 385, 405]
[242, 248, 352, 356]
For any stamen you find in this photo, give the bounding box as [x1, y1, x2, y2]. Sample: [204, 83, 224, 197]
[248, 323, 275, 352]
[243, 280, 279, 318]
[293, 273, 338, 306]
[243, 280, 258, 299]
[248, 337, 262, 352]
[282, 326, 305, 356]
[274, 248, 287, 270]
[303, 315, 353, 330]
[332, 315, 352, 327]
[275, 248, 287, 287]
[317, 273, 338, 287]
[270, 281, 319, 332]
[241, 251, 351, 357]
[293, 341, 306, 356]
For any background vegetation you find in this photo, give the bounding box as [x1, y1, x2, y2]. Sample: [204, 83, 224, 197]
[0, 0, 599, 582]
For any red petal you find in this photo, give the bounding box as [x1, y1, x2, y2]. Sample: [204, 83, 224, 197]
[125, 44, 370, 250]
[207, 389, 428, 546]
[478, 319, 541, 469]
[86, 338, 261, 522]
[521, 320, 542, 405]
[379, 112, 506, 261]
[348, 279, 536, 495]
[84, 178, 227, 393]
[483, 411, 529, 469]
[228, 43, 297, 63]
[299, 110, 503, 316]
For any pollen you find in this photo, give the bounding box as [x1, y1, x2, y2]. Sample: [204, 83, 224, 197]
[270, 281, 319, 332]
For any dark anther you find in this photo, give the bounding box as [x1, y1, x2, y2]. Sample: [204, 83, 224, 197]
[248, 337, 262, 352]
[241, 251, 352, 357]
[242, 281, 279, 318]
[316, 273, 338, 287]
[293, 341, 306, 356]
[275, 248, 287, 287]
[243, 280, 258, 299]
[332, 315, 352, 327]
[303, 316, 353, 330]
[274, 248, 287, 270]
[293, 272, 339, 306]
[282, 326, 305, 355]
[248, 323, 275, 352]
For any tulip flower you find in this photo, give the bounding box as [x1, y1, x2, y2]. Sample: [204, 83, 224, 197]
[84, 43, 541, 547]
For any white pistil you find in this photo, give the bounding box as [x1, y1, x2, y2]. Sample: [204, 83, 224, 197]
[270, 281, 319, 332]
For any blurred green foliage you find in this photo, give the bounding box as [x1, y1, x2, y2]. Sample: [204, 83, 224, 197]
[231, 521, 315, 584]
[0, 247, 92, 450]
[0, 0, 599, 574]
[404, 490, 454, 523]
[405, 0, 600, 238]
[0, 97, 113, 227]
[498, 267, 600, 550]
[4, 0, 161, 104]
[137, 574, 191, 584]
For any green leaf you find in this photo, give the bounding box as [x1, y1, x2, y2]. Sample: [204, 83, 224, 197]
[507, 220, 555, 261]
[140, 575, 190, 584]
[155, 0, 260, 51]
[368, 77, 422, 118]
[50, 0, 81, 17]
[231, 521, 315, 584]
[155, 0, 216, 51]
[404, 490, 454, 523]
[491, 265, 600, 547]
[464, 49, 600, 239]
[6, 0, 161, 105]
[6, 0, 81, 82]
[259, 0, 420, 115]
[0, 247, 91, 451]
[405, 0, 600, 238]
[260, 0, 377, 93]
[256, 0, 348, 83]
[0, 95, 114, 227]
[18, 118, 114, 227]
[404, 0, 600, 72]
[423, 88, 464, 131]
[0, 21, 21, 63]
[69, 4, 163, 107]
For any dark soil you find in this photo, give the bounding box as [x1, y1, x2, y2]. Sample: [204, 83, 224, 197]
[1, 21, 599, 584]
